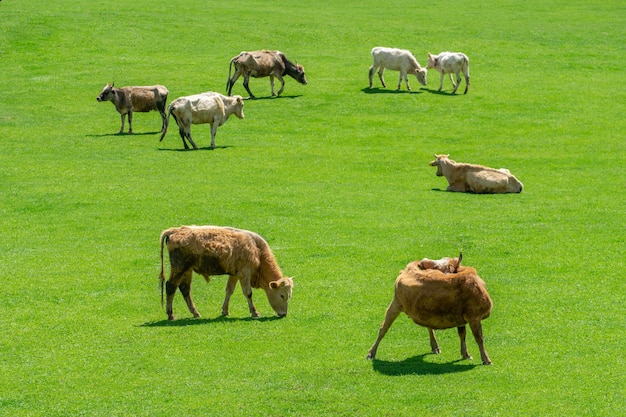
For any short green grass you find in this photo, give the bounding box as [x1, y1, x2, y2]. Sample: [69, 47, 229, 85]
[1, 0, 624, 415]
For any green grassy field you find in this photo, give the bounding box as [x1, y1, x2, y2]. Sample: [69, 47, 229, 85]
[1, 0, 624, 415]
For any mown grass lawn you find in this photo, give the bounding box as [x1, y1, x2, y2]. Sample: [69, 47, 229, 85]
[0, 0, 624, 415]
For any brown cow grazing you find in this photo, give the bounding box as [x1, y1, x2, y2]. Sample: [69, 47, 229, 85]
[96, 83, 169, 134]
[159, 225, 294, 320]
[418, 251, 463, 274]
[367, 263, 493, 365]
[226, 50, 307, 99]
[159, 92, 244, 150]
[429, 154, 524, 194]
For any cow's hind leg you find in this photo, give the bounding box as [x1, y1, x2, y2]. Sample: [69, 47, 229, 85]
[367, 298, 402, 359]
[184, 128, 198, 150]
[377, 68, 386, 88]
[451, 72, 460, 94]
[458, 325, 472, 360]
[242, 73, 256, 99]
[368, 65, 377, 88]
[469, 320, 492, 365]
[119, 113, 126, 134]
[165, 280, 179, 320]
[179, 270, 201, 318]
[428, 328, 441, 354]
[127, 111, 134, 134]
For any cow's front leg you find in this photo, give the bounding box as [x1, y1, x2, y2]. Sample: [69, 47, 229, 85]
[428, 328, 441, 354]
[275, 75, 285, 96]
[451, 73, 459, 94]
[367, 299, 402, 360]
[438, 73, 445, 92]
[119, 113, 126, 134]
[221, 275, 238, 316]
[469, 320, 492, 365]
[209, 122, 218, 149]
[240, 277, 260, 318]
[127, 111, 134, 134]
[270, 75, 276, 96]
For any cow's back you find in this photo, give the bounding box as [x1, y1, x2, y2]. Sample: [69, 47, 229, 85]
[466, 166, 522, 193]
[395, 264, 491, 329]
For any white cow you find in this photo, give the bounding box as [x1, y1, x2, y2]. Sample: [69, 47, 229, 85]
[426, 52, 470, 94]
[160, 92, 244, 150]
[369, 47, 427, 91]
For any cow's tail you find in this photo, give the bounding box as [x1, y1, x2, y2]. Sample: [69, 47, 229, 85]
[159, 103, 173, 142]
[159, 230, 171, 308]
[226, 57, 235, 93]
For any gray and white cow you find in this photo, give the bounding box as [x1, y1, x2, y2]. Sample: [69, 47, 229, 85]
[160, 92, 244, 150]
[426, 52, 470, 94]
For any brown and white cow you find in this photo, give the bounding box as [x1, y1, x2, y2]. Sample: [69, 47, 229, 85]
[418, 251, 463, 274]
[226, 50, 307, 99]
[159, 92, 244, 150]
[368, 47, 428, 91]
[96, 83, 169, 134]
[159, 225, 294, 320]
[426, 52, 470, 94]
[367, 263, 493, 365]
[429, 154, 524, 194]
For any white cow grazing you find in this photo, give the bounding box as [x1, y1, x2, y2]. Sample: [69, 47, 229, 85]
[426, 52, 470, 94]
[369, 47, 427, 91]
[160, 92, 244, 150]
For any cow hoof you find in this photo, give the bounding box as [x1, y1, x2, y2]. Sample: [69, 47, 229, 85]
[431, 348, 441, 354]
[168, 315, 175, 321]
[482, 361, 493, 365]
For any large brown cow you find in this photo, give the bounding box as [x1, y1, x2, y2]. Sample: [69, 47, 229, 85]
[159, 225, 294, 320]
[429, 154, 524, 194]
[159, 92, 244, 150]
[96, 83, 169, 134]
[367, 263, 493, 365]
[226, 50, 307, 98]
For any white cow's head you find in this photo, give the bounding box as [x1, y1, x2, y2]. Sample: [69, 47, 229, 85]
[414, 67, 428, 86]
[429, 154, 450, 176]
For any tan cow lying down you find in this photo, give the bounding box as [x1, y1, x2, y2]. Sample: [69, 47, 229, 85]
[418, 251, 463, 274]
[367, 262, 493, 365]
[430, 154, 523, 194]
[160, 92, 244, 150]
[96, 83, 169, 134]
[159, 226, 293, 320]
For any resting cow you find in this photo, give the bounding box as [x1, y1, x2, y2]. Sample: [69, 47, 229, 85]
[96, 83, 169, 134]
[418, 251, 463, 274]
[426, 52, 470, 94]
[159, 225, 294, 320]
[368, 47, 427, 91]
[367, 263, 493, 365]
[226, 50, 307, 99]
[160, 92, 244, 150]
[429, 154, 523, 194]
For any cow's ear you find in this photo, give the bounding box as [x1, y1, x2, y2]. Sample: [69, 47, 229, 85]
[269, 281, 279, 289]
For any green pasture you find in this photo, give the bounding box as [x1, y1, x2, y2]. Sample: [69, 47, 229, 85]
[1, 0, 624, 415]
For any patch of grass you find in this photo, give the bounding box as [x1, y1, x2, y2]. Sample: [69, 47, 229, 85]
[0, 0, 624, 415]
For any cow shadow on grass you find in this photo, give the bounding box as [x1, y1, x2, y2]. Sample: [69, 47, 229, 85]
[372, 353, 478, 376]
[157, 145, 232, 152]
[86, 131, 162, 138]
[361, 87, 424, 94]
[139, 315, 283, 328]
[245, 94, 303, 100]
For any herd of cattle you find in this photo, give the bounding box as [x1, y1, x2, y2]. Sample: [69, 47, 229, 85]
[96, 48, 522, 194]
[97, 47, 525, 365]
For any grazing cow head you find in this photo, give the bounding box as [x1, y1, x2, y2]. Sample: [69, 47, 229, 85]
[96, 83, 115, 102]
[414, 67, 428, 86]
[233, 95, 245, 119]
[294, 64, 307, 85]
[429, 154, 450, 176]
[266, 277, 294, 317]
[426, 53, 439, 70]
